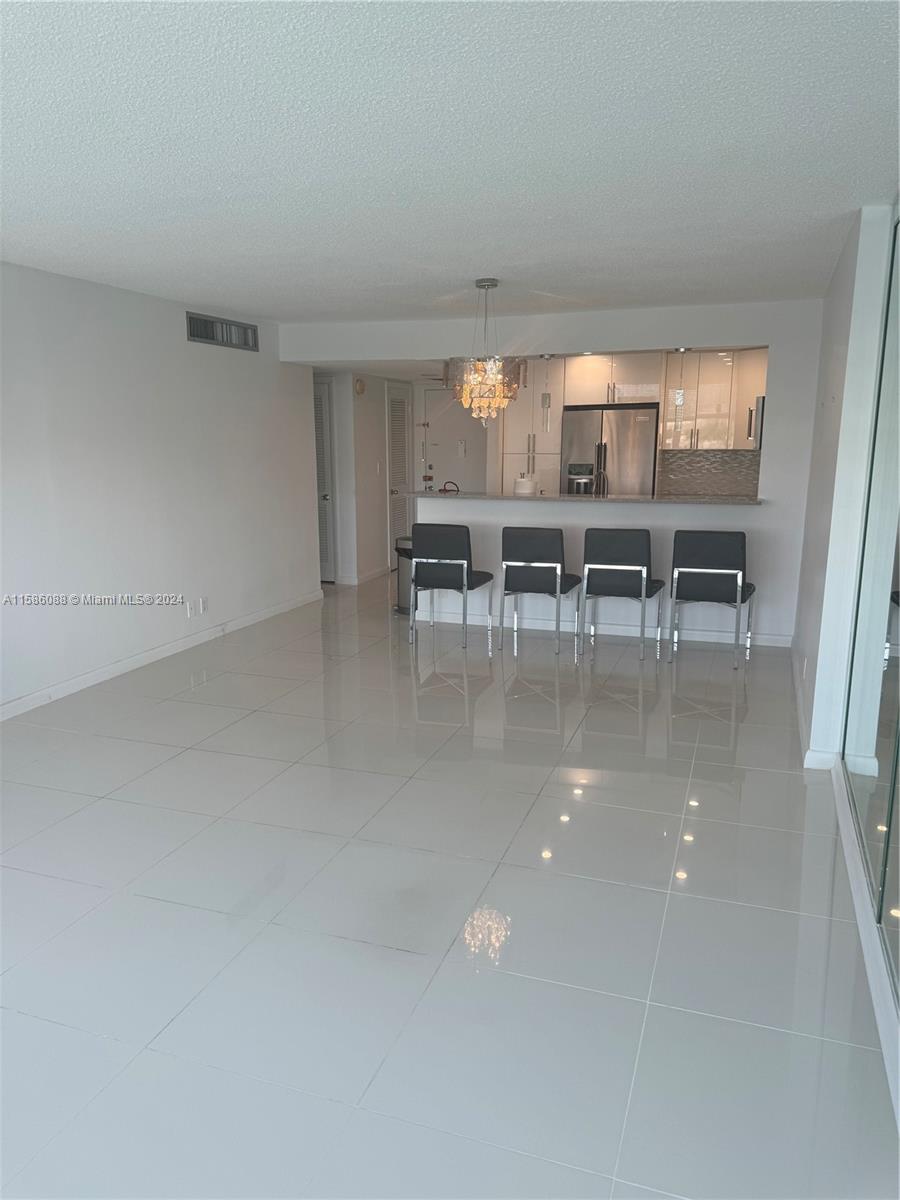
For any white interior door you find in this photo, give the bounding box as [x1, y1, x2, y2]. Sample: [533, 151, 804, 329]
[387, 381, 412, 566]
[313, 381, 336, 583]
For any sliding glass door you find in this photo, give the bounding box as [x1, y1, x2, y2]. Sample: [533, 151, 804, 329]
[843, 218, 899, 989]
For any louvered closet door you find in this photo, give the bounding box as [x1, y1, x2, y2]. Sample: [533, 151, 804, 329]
[313, 382, 336, 583]
[387, 382, 412, 566]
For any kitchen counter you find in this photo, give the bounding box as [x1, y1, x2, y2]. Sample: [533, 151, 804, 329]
[419, 491, 762, 505]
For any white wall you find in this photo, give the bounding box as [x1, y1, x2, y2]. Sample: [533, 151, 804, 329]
[352, 374, 390, 583]
[791, 207, 895, 765]
[412, 384, 488, 494]
[1, 262, 320, 714]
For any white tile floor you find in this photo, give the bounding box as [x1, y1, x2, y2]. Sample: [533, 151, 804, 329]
[1, 576, 897, 1199]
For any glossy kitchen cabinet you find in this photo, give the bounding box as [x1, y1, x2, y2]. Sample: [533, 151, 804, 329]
[564, 353, 663, 407]
[661, 351, 700, 449]
[500, 357, 563, 494]
[661, 348, 768, 450]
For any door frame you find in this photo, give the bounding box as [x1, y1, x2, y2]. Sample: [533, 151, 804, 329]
[386, 380, 413, 569]
[313, 378, 337, 584]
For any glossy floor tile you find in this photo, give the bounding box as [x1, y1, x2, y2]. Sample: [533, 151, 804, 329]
[109, 747, 289, 816]
[359, 776, 537, 860]
[5, 1049, 348, 1199]
[175, 670, 299, 709]
[102, 699, 247, 747]
[1, 579, 895, 1199]
[0, 1010, 136, 1185]
[651, 892, 880, 1047]
[302, 1108, 612, 1199]
[446, 863, 666, 998]
[154, 925, 437, 1101]
[196, 710, 343, 761]
[0, 781, 94, 850]
[0, 797, 210, 888]
[4, 732, 180, 795]
[364, 960, 644, 1174]
[2, 893, 258, 1043]
[229, 761, 406, 836]
[672, 816, 854, 919]
[1, 866, 107, 971]
[303, 718, 456, 776]
[617, 1005, 898, 1199]
[131, 818, 344, 920]
[504, 793, 681, 889]
[276, 839, 493, 954]
[414, 729, 560, 792]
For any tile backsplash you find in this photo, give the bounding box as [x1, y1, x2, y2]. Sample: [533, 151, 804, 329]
[657, 449, 761, 499]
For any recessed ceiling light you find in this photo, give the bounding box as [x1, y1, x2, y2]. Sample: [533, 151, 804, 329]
[676, 347, 688, 353]
[877, 824, 888, 833]
[682, 833, 694, 842]
[541, 848, 553, 860]
[559, 813, 571, 823]
[890, 908, 900, 919]
[675, 870, 688, 881]
[688, 798, 699, 807]
[573, 787, 583, 796]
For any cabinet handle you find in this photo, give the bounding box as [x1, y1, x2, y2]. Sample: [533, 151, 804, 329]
[747, 407, 754, 439]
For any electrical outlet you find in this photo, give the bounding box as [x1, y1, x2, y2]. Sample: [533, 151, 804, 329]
[186, 601, 194, 619]
[199, 596, 208, 615]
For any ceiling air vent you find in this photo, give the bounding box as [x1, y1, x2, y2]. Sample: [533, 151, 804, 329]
[186, 312, 258, 351]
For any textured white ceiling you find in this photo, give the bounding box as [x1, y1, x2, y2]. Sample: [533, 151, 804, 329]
[2, 2, 896, 321]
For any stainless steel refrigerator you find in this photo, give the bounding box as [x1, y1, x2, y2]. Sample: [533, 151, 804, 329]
[559, 403, 659, 498]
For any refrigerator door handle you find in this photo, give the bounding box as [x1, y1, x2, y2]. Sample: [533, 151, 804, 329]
[747, 406, 754, 440]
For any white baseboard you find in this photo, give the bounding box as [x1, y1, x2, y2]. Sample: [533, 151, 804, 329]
[844, 752, 882, 778]
[803, 748, 838, 770]
[356, 566, 390, 585]
[1, 588, 324, 721]
[830, 761, 899, 1127]
[791, 647, 813, 758]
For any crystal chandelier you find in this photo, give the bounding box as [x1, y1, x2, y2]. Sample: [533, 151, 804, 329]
[444, 278, 526, 423]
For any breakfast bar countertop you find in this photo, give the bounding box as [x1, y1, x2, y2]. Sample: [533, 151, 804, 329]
[418, 491, 763, 505]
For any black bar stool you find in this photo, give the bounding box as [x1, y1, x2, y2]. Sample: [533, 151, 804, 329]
[499, 527, 581, 654]
[408, 524, 494, 651]
[580, 528, 665, 661]
[668, 530, 756, 668]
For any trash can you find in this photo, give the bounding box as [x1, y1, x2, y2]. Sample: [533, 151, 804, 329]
[394, 536, 413, 614]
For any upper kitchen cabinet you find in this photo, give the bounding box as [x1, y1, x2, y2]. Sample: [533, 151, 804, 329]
[661, 348, 768, 450]
[609, 352, 664, 403]
[730, 347, 768, 449]
[563, 353, 663, 406]
[661, 351, 700, 449]
[695, 351, 735, 450]
[563, 355, 612, 405]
